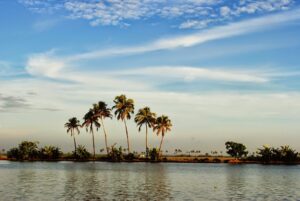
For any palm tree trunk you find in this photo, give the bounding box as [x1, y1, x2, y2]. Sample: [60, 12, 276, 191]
[91, 126, 96, 160]
[146, 124, 148, 159]
[101, 118, 109, 155]
[158, 133, 165, 157]
[124, 119, 130, 154]
[73, 134, 77, 156]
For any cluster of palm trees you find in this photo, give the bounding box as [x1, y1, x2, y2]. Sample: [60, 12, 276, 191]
[64, 94, 172, 159]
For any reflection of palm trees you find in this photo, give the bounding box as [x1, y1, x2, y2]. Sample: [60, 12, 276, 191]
[63, 164, 103, 200]
[136, 164, 171, 200]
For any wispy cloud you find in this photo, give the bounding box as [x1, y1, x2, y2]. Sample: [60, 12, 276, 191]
[119, 66, 269, 83]
[27, 8, 300, 63]
[19, 0, 296, 29]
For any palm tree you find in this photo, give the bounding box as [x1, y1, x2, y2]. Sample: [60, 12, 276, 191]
[64, 117, 81, 156]
[92, 101, 112, 155]
[153, 115, 172, 156]
[112, 94, 134, 154]
[134, 107, 156, 158]
[82, 109, 101, 159]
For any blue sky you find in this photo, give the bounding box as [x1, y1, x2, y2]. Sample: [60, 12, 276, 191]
[1, 0, 300, 153]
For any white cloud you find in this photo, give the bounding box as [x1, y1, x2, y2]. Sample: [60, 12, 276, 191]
[119, 66, 269, 83]
[62, 8, 300, 60]
[19, 0, 295, 29]
[220, 6, 231, 17]
[179, 19, 214, 29]
[26, 51, 65, 78]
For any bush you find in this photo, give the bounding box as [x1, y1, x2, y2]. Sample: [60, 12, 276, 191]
[108, 146, 123, 162]
[257, 145, 299, 164]
[149, 148, 159, 161]
[73, 145, 91, 161]
[124, 153, 136, 161]
[39, 146, 62, 160]
[7, 148, 21, 160]
[7, 141, 39, 160]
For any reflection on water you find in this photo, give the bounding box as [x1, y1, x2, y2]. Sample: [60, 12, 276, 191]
[0, 161, 299, 200]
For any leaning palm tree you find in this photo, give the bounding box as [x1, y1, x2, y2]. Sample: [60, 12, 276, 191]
[153, 115, 172, 156]
[134, 107, 156, 158]
[82, 109, 101, 160]
[112, 94, 134, 154]
[64, 117, 81, 156]
[93, 101, 112, 155]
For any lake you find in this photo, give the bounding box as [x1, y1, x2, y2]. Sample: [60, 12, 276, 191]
[0, 161, 299, 200]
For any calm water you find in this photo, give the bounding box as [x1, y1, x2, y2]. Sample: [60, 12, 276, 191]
[0, 161, 299, 201]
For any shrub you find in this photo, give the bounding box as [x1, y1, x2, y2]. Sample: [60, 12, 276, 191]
[39, 146, 62, 160]
[73, 145, 91, 161]
[149, 148, 159, 161]
[7, 148, 21, 160]
[124, 153, 136, 161]
[108, 146, 123, 162]
[257, 145, 299, 164]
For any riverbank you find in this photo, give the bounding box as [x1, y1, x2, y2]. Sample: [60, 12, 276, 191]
[2, 155, 300, 164]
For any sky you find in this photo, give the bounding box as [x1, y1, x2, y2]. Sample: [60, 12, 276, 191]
[1, 0, 300, 153]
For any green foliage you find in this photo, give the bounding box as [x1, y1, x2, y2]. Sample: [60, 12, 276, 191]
[39, 146, 62, 160]
[65, 117, 81, 136]
[7, 141, 40, 160]
[7, 148, 21, 160]
[134, 107, 156, 131]
[112, 94, 135, 121]
[225, 141, 248, 158]
[108, 146, 124, 162]
[149, 148, 159, 161]
[256, 145, 299, 163]
[73, 145, 91, 161]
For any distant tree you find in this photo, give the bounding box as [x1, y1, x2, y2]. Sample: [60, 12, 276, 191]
[225, 141, 248, 159]
[113, 95, 134, 154]
[134, 107, 156, 158]
[93, 101, 112, 155]
[82, 109, 101, 159]
[65, 117, 81, 156]
[153, 115, 172, 156]
[7, 141, 39, 160]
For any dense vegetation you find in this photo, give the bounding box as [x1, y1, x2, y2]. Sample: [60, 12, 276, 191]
[225, 141, 300, 164]
[7, 141, 62, 161]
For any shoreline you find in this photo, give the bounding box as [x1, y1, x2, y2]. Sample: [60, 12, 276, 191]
[1, 156, 300, 165]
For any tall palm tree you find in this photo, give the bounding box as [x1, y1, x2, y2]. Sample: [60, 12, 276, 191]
[93, 101, 112, 155]
[64, 117, 81, 156]
[134, 107, 156, 158]
[153, 115, 172, 155]
[112, 94, 134, 154]
[82, 109, 101, 159]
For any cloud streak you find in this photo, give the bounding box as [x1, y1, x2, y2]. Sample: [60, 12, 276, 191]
[34, 7, 300, 63]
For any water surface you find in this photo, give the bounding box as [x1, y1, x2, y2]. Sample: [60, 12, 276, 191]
[0, 161, 299, 200]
